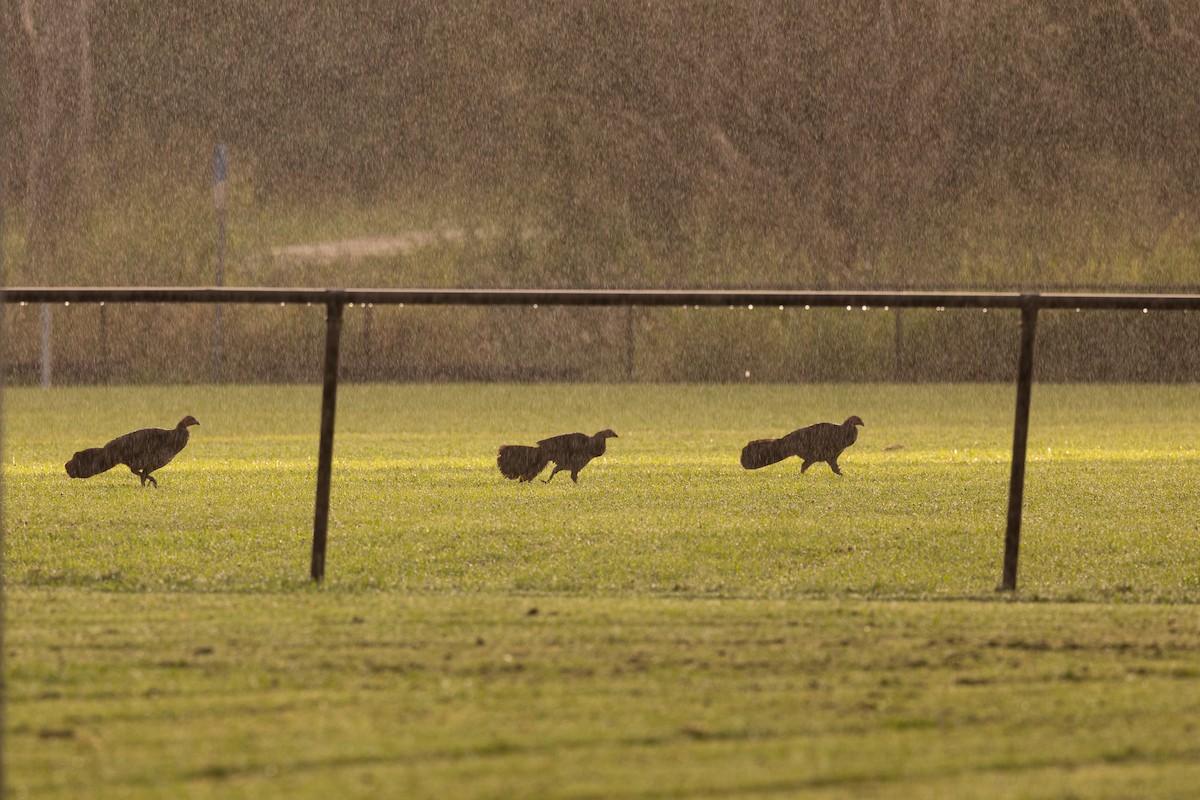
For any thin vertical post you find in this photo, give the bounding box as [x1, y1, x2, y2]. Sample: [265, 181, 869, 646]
[99, 303, 109, 382]
[1002, 298, 1039, 591]
[892, 307, 903, 380]
[626, 306, 635, 381]
[39, 303, 51, 388]
[362, 303, 373, 380]
[311, 295, 345, 582]
[213, 208, 225, 376]
[213, 298, 224, 382]
[213, 143, 228, 383]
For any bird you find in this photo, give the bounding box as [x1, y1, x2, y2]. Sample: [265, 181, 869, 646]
[740, 416, 864, 475]
[497, 429, 618, 483]
[65, 416, 200, 487]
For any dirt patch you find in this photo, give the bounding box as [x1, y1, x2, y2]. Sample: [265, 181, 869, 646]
[270, 229, 473, 263]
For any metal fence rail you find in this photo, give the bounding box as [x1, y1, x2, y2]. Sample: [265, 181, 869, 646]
[5, 286, 1200, 589]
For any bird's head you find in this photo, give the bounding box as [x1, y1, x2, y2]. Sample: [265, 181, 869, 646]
[179, 415, 200, 429]
[596, 429, 618, 439]
[845, 415, 864, 427]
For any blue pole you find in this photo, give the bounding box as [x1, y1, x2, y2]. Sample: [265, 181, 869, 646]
[213, 143, 228, 382]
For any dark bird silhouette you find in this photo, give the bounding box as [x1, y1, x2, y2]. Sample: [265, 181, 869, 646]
[497, 429, 618, 483]
[740, 416, 864, 475]
[65, 416, 200, 487]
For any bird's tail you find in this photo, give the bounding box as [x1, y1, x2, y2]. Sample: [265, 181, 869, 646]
[740, 438, 791, 470]
[65, 446, 119, 479]
[497, 445, 549, 482]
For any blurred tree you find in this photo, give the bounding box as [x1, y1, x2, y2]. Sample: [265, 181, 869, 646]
[19, 0, 92, 283]
[4, 0, 1199, 289]
[1073, 0, 1200, 204]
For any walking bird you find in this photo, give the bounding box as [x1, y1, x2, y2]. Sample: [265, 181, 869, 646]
[497, 429, 618, 483]
[65, 416, 200, 487]
[740, 416, 863, 475]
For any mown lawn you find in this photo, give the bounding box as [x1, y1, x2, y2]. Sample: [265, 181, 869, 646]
[4, 383, 1200, 798]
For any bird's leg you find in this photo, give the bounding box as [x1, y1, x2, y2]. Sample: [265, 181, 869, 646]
[828, 459, 842, 476]
[147, 473, 158, 488]
[570, 470, 579, 483]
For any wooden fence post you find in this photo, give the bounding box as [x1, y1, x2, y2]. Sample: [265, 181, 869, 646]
[311, 293, 345, 582]
[1002, 298, 1040, 590]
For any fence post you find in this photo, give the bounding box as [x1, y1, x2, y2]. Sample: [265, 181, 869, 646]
[892, 307, 903, 380]
[626, 306, 635, 381]
[1002, 297, 1040, 590]
[311, 293, 345, 582]
[99, 303, 110, 381]
[40, 303, 51, 388]
[362, 303, 373, 380]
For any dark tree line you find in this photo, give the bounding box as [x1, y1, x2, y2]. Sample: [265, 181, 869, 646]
[4, 0, 1199, 287]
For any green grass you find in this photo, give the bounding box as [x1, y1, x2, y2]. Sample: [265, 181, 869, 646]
[5, 383, 1200, 798]
[9, 591, 1200, 799]
[6, 383, 1200, 599]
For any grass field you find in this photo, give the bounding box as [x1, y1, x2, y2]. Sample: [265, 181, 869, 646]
[5, 383, 1200, 798]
